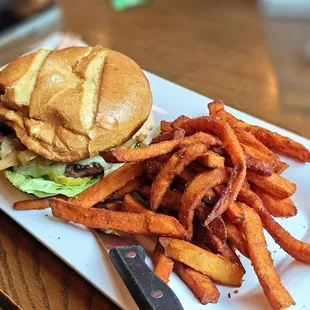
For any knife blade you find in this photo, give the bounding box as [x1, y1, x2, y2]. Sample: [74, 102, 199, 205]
[94, 230, 184, 310]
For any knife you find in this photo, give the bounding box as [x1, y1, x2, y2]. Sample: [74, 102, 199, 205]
[94, 230, 184, 310]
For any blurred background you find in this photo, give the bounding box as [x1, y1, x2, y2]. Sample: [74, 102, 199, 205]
[0, 0, 309, 138]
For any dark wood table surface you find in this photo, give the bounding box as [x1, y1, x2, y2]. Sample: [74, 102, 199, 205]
[1, 0, 310, 309]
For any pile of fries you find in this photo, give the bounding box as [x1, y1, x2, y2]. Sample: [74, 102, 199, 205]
[14, 101, 310, 309]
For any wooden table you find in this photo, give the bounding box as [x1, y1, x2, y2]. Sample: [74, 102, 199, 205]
[1, 0, 309, 309]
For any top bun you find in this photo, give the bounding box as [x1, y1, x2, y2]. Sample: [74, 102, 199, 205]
[0, 46, 152, 162]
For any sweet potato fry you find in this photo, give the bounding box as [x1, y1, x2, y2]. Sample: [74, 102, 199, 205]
[198, 150, 225, 169]
[177, 166, 196, 184]
[252, 185, 297, 218]
[136, 185, 151, 199]
[187, 162, 206, 174]
[122, 194, 154, 216]
[242, 205, 295, 310]
[238, 188, 310, 263]
[150, 143, 209, 211]
[233, 127, 278, 163]
[153, 241, 174, 283]
[174, 261, 220, 304]
[180, 116, 246, 225]
[171, 115, 190, 129]
[51, 199, 186, 238]
[159, 237, 244, 286]
[156, 153, 174, 163]
[107, 175, 147, 200]
[209, 101, 310, 162]
[137, 186, 181, 211]
[144, 159, 201, 186]
[225, 220, 249, 258]
[242, 144, 274, 175]
[69, 162, 144, 208]
[13, 195, 67, 210]
[144, 158, 163, 179]
[178, 168, 230, 239]
[213, 185, 245, 224]
[208, 232, 243, 268]
[101, 132, 219, 163]
[193, 219, 242, 268]
[160, 120, 173, 132]
[101, 202, 122, 211]
[195, 205, 227, 242]
[273, 160, 289, 174]
[251, 127, 310, 163]
[161, 189, 182, 211]
[247, 170, 296, 199]
[14, 197, 50, 210]
[202, 189, 218, 205]
[151, 128, 185, 144]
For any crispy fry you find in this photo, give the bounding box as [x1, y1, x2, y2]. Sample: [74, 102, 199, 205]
[122, 194, 154, 216]
[136, 185, 152, 199]
[225, 220, 249, 258]
[238, 188, 310, 263]
[160, 120, 173, 132]
[178, 168, 230, 239]
[252, 127, 310, 163]
[156, 153, 173, 162]
[161, 190, 182, 211]
[107, 175, 147, 200]
[13, 195, 67, 210]
[233, 127, 278, 163]
[14, 197, 50, 210]
[247, 170, 296, 199]
[144, 158, 163, 178]
[171, 115, 190, 129]
[209, 101, 310, 162]
[193, 219, 243, 268]
[198, 150, 225, 169]
[232, 202, 246, 222]
[195, 205, 227, 242]
[273, 161, 289, 174]
[252, 185, 297, 218]
[242, 144, 274, 175]
[180, 116, 246, 225]
[242, 205, 295, 310]
[101, 202, 122, 211]
[101, 132, 219, 163]
[51, 198, 186, 239]
[174, 262, 220, 304]
[177, 166, 196, 184]
[145, 158, 197, 182]
[208, 232, 243, 268]
[213, 185, 245, 223]
[159, 237, 244, 286]
[69, 162, 144, 208]
[151, 128, 185, 144]
[137, 186, 181, 211]
[153, 241, 174, 283]
[187, 162, 206, 174]
[150, 143, 209, 211]
[202, 189, 218, 205]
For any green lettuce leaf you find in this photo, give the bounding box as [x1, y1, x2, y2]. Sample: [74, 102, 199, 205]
[13, 159, 66, 178]
[4, 171, 100, 198]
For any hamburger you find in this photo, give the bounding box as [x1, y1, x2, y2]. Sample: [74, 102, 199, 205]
[0, 46, 153, 197]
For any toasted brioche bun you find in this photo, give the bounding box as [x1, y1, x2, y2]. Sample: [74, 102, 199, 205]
[0, 46, 152, 162]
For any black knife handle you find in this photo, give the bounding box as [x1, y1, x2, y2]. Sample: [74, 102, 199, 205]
[109, 245, 184, 310]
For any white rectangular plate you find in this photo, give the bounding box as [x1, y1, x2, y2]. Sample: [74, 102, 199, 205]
[1, 34, 310, 310]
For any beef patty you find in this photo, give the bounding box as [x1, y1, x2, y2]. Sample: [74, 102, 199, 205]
[65, 162, 104, 178]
